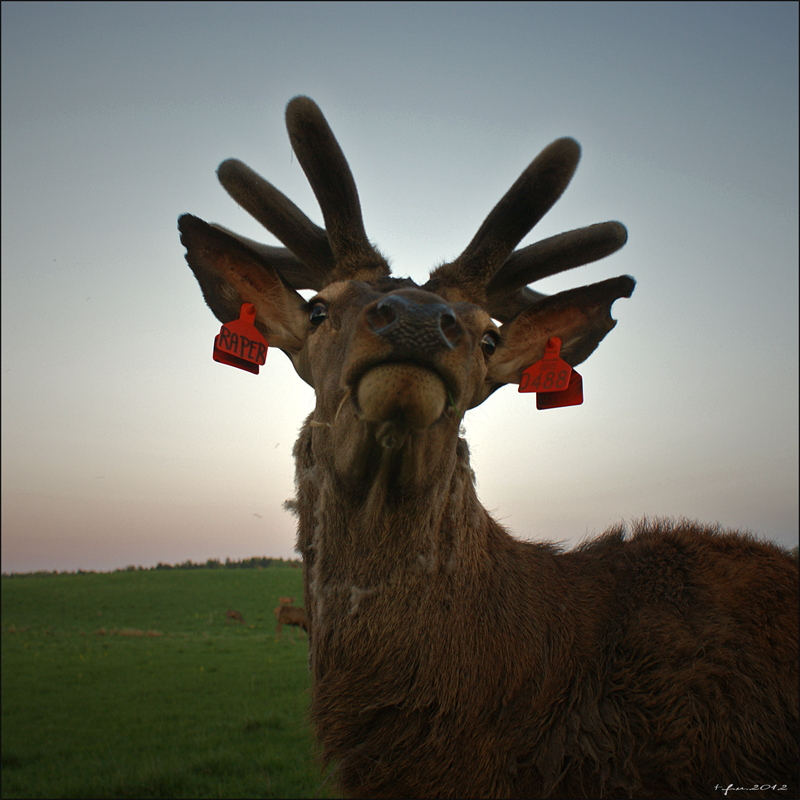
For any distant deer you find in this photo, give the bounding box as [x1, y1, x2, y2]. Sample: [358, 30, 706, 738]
[274, 603, 307, 642]
[179, 97, 798, 799]
[225, 609, 244, 625]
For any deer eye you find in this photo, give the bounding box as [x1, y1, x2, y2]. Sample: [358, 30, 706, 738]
[480, 331, 498, 357]
[309, 302, 328, 326]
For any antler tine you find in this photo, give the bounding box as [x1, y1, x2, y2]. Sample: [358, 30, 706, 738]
[485, 286, 546, 325]
[285, 96, 390, 282]
[485, 221, 628, 322]
[216, 159, 335, 290]
[209, 224, 330, 292]
[427, 137, 581, 304]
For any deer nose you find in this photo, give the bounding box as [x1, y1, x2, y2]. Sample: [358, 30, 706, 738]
[366, 295, 462, 351]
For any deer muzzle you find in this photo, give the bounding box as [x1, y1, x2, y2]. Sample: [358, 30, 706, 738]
[356, 362, 447, 430]
[346, 291, 465, 435]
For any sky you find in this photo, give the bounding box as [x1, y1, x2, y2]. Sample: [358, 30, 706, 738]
[1, 1, 797, 574]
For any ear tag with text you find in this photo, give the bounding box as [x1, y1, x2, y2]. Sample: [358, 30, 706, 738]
[518, 337, 584, 409]
[213, 303, 268, 374]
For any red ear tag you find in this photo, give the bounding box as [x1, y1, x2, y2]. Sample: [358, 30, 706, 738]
[519, 337, 572, 394]
[536, 370, 583, 409]
[518, 337, 584, 409]
[213, 303, 268, 374]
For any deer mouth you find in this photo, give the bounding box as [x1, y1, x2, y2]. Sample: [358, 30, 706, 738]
[352, 361, 450, 431]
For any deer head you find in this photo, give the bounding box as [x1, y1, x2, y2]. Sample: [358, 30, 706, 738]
[179, 98, 633, 485]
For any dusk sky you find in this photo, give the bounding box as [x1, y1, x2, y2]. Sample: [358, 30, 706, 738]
[2, 1, 797, 574]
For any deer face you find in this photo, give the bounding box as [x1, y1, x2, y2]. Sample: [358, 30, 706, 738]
[310, 282, 498, 436]
[179, 97, 633, 458]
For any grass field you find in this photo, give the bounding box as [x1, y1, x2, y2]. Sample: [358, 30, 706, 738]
[1, 566, 339, 798]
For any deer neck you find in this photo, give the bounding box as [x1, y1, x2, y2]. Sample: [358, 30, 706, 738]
[293, 409, 491, 598]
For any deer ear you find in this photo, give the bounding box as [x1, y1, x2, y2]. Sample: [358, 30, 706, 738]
[178, 214, 309, 354]
[485, 275, 635, 388]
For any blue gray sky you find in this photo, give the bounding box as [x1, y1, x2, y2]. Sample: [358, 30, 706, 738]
[2, 1, 797, 573]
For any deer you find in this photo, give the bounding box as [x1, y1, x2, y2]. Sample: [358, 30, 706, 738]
[178, 97, 799, 799]
[225, 609, 244, 625]
[274, 603, 308, 642]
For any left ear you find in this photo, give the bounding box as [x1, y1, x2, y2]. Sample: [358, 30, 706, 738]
[178, 214, 310, 354]
[484, 275, 635, 390]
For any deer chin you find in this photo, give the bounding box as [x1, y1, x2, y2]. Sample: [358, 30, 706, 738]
[356, 363, 447, 446]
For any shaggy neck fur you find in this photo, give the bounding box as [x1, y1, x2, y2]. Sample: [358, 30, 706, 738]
[296, 410, 495, 619]
[290, 411, 579, 797]
[290, 408, 799, 800]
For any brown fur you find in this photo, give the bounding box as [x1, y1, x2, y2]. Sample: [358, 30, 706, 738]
[293, 422, 798, 798]
[225, 609, 244, 624]
[179, 97, 799, 798]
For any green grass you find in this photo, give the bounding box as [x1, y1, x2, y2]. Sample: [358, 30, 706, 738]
[1, 568, 338, 798]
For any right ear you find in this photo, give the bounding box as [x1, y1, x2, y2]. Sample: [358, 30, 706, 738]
[483, 275, 635, 394]
[178, 214, 311, 360]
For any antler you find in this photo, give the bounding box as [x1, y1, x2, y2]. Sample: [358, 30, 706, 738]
[426, 138, 629, 322]
[285, 97, 389, 282]
[485, 221, 629, 322]
[216, 159, 335, 291]
[214, 97, 389, 290]
[210, 98, 628, 317]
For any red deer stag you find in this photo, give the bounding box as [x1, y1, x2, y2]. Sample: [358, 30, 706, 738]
[274, 603, 308, 642]
[178, 97, 798, 799]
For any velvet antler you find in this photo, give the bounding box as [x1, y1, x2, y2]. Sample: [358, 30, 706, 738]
[285, 96, 389, 282]
[425, 137, 629, 322]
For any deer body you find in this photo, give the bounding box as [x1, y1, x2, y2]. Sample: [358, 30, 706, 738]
[179, 97, 798, 798]
[274, 603, 307, 641]
[295, 418, 797, 798]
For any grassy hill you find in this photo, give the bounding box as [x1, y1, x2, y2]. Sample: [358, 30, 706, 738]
[1, 566, 337, 798]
